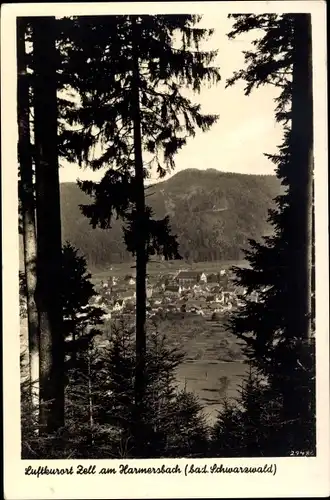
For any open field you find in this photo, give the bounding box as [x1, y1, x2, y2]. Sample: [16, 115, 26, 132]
[91, 259, 249, 284]
[154, 314, 243, 361]
[177, 360, 247, 423]
[153, 313, 246, 423]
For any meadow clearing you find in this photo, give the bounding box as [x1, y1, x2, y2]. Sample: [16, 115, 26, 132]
[154, 313, 247, 424]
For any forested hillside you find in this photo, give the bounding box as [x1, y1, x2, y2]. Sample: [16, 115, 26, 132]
[59, 169, 281, 269]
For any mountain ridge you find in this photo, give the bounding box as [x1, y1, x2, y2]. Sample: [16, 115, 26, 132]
[58, 168, 281, 270]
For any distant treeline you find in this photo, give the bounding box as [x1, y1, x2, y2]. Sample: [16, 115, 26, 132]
[59, 169, 281, 269]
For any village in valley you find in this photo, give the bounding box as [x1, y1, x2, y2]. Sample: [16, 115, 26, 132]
[92, 266, 259, 322]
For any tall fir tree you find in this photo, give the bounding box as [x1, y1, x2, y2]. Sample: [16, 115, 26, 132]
[31, 16, 65, 434]
[224, 14, 315, 454]
[62, 242, 105, 364]
[17, 17, 40, 412]
[58, 14, 220, 450]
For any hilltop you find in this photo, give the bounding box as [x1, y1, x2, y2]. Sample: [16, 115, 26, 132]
[58, 168, 281, 269]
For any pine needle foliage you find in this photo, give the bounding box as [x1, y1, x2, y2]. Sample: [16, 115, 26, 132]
[57, 14, 221, 429]
[57, 14, 220, 259]
[21, 244, 105, 457]
[213, 14, 315, 457]
[88, 320, 209, 458]
[22, 318, 210, 458]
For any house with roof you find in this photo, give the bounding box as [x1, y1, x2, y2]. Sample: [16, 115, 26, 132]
[199, 272, 207, 283]
[164, 284, 182, 297]
[206, 294, 216, 302]
[235, 286, 247, 298]
[159, 274, 173, 285]
[124, 275, 136, 286]
[107, 276, 117, 287]
[92, 294, 103, 305]
[187, 304, 203, 314]
[153, 280, 166, 293]
[209, 303, 223, 313]
[215, 293, 225, 303]
[124, 301, 135, 312]
[186, 299, 204, 310]
[112, 286, 127, 296]
[152, 296, 163, 306]
[249, 291, 259, 303]
[222, 291, 234, 304]
[113, 300, 124, 312]
[121, 290, 136, 301]
[218, 273, 229, 286]
[176, 271, 207, 286]
[207, 272, 220, 284]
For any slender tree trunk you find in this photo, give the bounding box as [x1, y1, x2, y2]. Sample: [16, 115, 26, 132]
[131, 16, 147, 454]
[32, 17, 65, 434]
[17, 18, 40, 415]
[87, 349, 94, 446]
[282, 14, 314, 450]
[291, 13, 313, 343]
[70, 314, 77, 365]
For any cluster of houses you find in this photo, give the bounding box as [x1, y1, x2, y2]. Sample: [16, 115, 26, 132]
[92, 269, 260, 320]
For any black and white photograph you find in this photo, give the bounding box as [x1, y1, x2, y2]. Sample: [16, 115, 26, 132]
[1, 1, 329, 498]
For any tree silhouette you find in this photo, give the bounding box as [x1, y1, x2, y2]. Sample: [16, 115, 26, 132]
[59, 14, 220, 451]
[31, 16, 65, 434]
[62, 242, 105, 364]
[21, 244, 105, 457]
[224, 14, 315, 455]
[17, 18, 39, 413]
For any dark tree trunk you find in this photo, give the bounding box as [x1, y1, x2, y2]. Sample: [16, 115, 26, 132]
[131, 16, 147, 454]
[290, 13, 313, 343]
[17, 18, 40, 412]
[282, 13, 314, 451]
[87, 349, 94, 446]
[32, 17, 65, 434]
[72, 326, 77, 365]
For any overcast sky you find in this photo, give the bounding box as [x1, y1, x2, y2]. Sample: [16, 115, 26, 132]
[59, 14, 283, 184]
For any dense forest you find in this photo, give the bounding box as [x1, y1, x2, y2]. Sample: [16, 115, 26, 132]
[58, 169, 281, 268]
